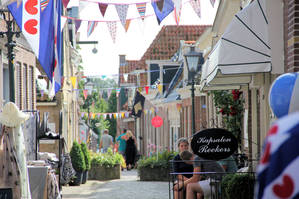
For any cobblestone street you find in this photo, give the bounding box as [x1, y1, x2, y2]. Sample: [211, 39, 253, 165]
[62, 170, 170, 199]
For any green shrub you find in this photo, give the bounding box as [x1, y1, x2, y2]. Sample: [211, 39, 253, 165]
[137, 150, 177, 169]
[80, 142, 91, 170]
[90, 148, 123, 168]
[70, 141, 86, 172]
[221, 173, 255, 199]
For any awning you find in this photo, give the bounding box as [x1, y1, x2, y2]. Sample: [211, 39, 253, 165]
[200, 0, 271, 89]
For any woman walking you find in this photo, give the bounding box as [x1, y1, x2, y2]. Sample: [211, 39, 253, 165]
[124, 130, 137, 170]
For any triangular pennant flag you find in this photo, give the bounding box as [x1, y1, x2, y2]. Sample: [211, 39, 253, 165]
[121, 112, 125, 118]
[103, 114, 106, 119]
[81, 112, 85, 118]
[123, 73, 128, 82]
[157, 0, 164, 12]
[87, 21, 98, 37]
[125, 19, 131, 32]
[92, 113, 95, 119]
[138, 87, 143, 93]
[83, 89, 88, 100]
[210, 0, 215, 7]
[125, 112, 129, 118]
[75, 19, 82, 33]
[145, 86, 149, 94]
[109, 113, 112, 119]
[41, 90, 44, 97]
[144, 110, 147, 115]
[190, 0, 201, 18]
[173, 0, 182, 25]
[136, 3, 146, 21]
[98, 3, 108, 17]
[62, 0, 70, 8]
[61, 16, 67, 32]
[70, 76, 77, 88]
[97, 113, 100, 118]
[8, 0, 62, 98]
[115, 4, 129, 30]
[101, 75, 107, 79]
[106, 22, 117, 43]
[152, 0, 174, 25]
[158, 84, 163, 93]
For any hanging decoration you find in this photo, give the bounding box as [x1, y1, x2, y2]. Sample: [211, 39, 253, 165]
[115, 4, 129, 29]
[75, 19, 82, 33]
[123, 73, 128, 82]
[70, 76, 77, 88]
[151, 0, 174, 24]
[136, 2, 146, 20]
[106, 21, 117, 43]
[173, 0, 182, 25]
[125, 19, 131, 32]
[87, 21, 98, 37]
[157, 84, 163, 93]
[83, 89, 88, 100]
[145, 86, 149, 94]
[62, 0, 70, 8]
[99, 3, 108, 17]
[190, 0, 201, 18]
[210, 0, 216, 7]
[41, 90, 44, 97]
[151, 115, 163, 128]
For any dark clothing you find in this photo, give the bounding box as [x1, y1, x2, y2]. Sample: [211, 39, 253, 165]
[172, 154, 194, 179]
[125, 137, 137, 166]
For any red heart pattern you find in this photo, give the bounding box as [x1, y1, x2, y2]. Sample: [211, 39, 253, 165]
[273, 175, 294, 198]
[24, 19, 38, 35]
[261, 142, 271, 164]
[25, 0, 38, 15]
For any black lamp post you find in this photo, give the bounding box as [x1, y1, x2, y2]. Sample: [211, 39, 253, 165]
[184, 46, 204, 135]
[0, 9, 21, 103]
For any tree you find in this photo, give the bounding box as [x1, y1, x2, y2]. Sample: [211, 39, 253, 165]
[106, 90, 117, 139]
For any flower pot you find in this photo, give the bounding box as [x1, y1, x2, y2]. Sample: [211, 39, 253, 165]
[89, 164, 121, 180]
[138, 167, 169, 181]
[82, 170, 88, 184]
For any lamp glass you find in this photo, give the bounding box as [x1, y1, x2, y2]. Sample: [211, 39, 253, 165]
[186, 56, 199, 73]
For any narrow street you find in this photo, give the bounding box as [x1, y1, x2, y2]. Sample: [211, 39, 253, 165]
[62, 170, 170, 199]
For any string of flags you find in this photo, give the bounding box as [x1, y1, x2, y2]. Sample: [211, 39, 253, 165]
[61, 0, 216, 42]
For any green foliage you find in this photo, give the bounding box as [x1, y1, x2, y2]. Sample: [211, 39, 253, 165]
[80, 142, 91, 170]
[90, 148, 124, 168]
[137, 151, 177, 169]
[70, 141, 86, 172]
[106, 91, 117, 139]
[210, 90, 244, 142]
[221, 173, 255, 199]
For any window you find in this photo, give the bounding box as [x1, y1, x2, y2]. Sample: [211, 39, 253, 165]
[28, 66, 34, 110]
[23, 64, 28, 110]
[150, 64, 159, 85]
[162, 65, 179, 92]
[15, 62, 22, 108]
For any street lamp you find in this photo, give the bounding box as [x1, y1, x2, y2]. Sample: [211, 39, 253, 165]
[184, 46, 204, 135]
[0, 9, 21, 102]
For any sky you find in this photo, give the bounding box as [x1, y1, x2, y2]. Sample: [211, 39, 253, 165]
[76, 0, 218, 77]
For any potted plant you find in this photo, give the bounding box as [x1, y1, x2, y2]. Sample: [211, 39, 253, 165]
[137, 150, 177, 181]
[80, 142, 91, 184]
[89, 148, 124, 180]
[70, 141, 86, 185]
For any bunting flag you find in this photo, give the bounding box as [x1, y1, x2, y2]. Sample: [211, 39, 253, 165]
[125, 19, 131, 32]
[83, 89, 88, 100]
[176, 103, 182, 111]
[62, 0, 69, 8]
[145, 86, 149, 94]
[115, 4, 129, 29]
[156, 0, 164, 12]
[210, 0, 216, 7]
[138, 87, 143, 93]
[121, 112, 125, 118]
[41, 90, 44, 97]
[106, 21, 117, 43]
[152, 0, 174, 25]
[109, 113, 112, 119]
[87, 21, 98, 37]
[98, 3, 108, 17]
[70, 76, 77, 88]
[131, 91, 145, 117]
[123, 73, 128, 82]
[190, 0, 201, 18]
[103, 114, 107, 119]
[8, 0, 62, 98]
[173, 0, 182, 25]
[136, 3, 146, 20]
[158, 84, 163, 93]
[75, 19, 82, 32]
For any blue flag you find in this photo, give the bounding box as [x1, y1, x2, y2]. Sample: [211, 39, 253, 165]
[8, 0, 62, 97]
[152, 0, 174, 25]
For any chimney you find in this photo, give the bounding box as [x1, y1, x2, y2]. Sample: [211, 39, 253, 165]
[119, 55, 126, 66]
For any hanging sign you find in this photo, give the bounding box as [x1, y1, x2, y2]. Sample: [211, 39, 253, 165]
[191, 128, 238, 160]
[151, 115, 163, 128]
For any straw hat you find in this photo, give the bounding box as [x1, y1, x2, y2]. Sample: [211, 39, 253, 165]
[0, 102, 30, 127]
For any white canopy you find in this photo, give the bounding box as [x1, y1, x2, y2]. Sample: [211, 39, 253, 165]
[200, 0, 271, 88]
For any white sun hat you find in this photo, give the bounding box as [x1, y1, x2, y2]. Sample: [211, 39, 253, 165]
[0, 102, 30, 127]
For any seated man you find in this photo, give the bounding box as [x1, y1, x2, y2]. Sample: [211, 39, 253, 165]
[172, 138, 195, 199]
[218, 155, 238, 173]
[180, 151, 225, 199]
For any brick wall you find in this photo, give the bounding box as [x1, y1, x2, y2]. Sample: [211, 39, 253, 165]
[285, 0, 299, 72]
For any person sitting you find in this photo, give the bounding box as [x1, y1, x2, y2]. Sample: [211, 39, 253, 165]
[218, 155, 238, 173]
[179, 151, 224, 199]
[172, 138, 194, 199]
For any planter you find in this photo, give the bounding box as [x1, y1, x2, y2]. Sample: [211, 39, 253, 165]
[138, 167, 169, 181]
[89, 164, 121, 181]
[70, 171, 83, 186]
[82, 170, 88, 184]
